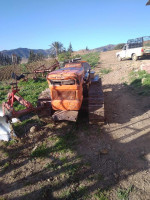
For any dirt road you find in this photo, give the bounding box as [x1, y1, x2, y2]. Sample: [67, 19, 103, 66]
[98, 50, 150, 199]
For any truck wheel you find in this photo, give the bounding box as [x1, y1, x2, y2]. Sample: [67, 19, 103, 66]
[117, 55, 121, 61]
[132, 54, 138, 61]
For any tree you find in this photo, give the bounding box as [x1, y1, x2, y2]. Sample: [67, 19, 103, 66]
[50, 41, 64, 57]
[86, 46, 89, 51]
[28, 51, 45, 63]
[28, 51, 36, 63]
[0, 53, 13, 66]
[114, 43, 125, 50]
[68, 42, 73, 52]
[58, 52, 71, 62]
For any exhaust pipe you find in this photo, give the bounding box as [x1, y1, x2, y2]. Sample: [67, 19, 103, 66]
[0, 105, 15, 141]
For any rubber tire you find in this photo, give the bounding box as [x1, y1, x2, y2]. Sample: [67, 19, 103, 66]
[132, 54, 138, 61]
[117, 55, 121, 61]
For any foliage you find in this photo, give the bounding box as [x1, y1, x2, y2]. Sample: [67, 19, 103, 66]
[86, 46, 89, 51]
[129, 70, 150, 95]
[31, 143, 49, 158]
[28, 50, 45, 63]
[117, 186, 133, 200]
[68, 42, 73, 52]
[80, 52, 100, 67]
[0, 52, 21, 66]
[114, 43, 125, 50]
[0, 78, 48, 111]
[58, 52, 71, 62]
[58, 52, 99, 67]
[3, 162, 10, 171]
[94, 189, 108, 200]
[0, 84, 11, 103]
[100, 68, 112, 74]
[50, 41, 64, 57]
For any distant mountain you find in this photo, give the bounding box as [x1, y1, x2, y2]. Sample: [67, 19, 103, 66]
[0, 44, 116, 59]
[1, 48, 53, 59]
[92, 44, 116, 52]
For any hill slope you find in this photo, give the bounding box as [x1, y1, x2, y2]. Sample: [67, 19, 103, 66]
[0, 44, 116, 59]
[1, 48, 53, 59]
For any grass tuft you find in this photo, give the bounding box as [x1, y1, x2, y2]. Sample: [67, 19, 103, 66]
[100, 68, 112, 75]
[94, 189, 108, 200]
[31, 143, 49, 158]
[129, 70, 150, 95]
[117, 185, 133, 200]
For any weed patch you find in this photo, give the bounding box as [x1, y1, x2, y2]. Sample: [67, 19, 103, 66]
[80, 52, 100, 67]
[3, 162, 10, 171]
[94, 189, 108, 200]
[31, 143, 49, 158]
[0, 78, 48, 110]
[58, 52, 100, 68]
[117, 185, 133, 200]
[129, 70, 150, 95]
[100, 68, 112, 75]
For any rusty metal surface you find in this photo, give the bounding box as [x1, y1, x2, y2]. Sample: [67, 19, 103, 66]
[33, 60, 59, 79]
[52, 90, 76, 100]
[52, 110, 78, 122]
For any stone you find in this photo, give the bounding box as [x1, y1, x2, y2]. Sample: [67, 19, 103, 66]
[30, 126, 37, 133]
[100, 149, 109, 155]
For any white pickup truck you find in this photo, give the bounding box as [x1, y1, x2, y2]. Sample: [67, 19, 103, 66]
[116, 36, 150, 61]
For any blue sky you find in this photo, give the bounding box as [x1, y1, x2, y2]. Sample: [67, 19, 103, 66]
[0, 0, 149, 51]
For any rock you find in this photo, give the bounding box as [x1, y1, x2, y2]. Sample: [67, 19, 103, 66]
[100, 149, 109, 155]
[30, 126, 37, 133]
[32, 145, 37, 152]
[141, 78, 146, 84]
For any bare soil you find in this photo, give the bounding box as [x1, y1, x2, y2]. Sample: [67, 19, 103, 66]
[0, 50, 150, 200]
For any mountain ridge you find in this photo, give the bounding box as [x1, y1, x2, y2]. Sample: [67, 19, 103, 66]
[0, 44, 116, 59]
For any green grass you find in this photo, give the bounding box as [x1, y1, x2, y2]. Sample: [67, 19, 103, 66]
[58, 52, 100, 68]
[49, 125, 77, 154]
[100, 68, 112, 75]
[94, 189, 108, 200]
[3, 162, 10, 171]
[129, 70, 150, 95]
[13, 118, 43, 137]
[0, 84, 11, 103]
[80, 52, 100, 67]
[0, 78, 48, 111]
[117, 186, 133, 200]
[31, 143, 49, 158]
[3, 140, 17, 147]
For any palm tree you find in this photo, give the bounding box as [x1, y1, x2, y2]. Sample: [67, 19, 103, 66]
[50, 42, 64, 57]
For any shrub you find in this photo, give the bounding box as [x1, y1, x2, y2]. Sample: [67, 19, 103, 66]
[114, 43, 125, 50]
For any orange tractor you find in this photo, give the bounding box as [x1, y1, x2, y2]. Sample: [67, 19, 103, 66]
[38, 58, 104, 122]
[0, 58, 104, 141]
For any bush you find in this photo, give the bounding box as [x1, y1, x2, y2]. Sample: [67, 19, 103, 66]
[58, 52, 71, 62]
[129, 70, 150, 95]
[80, 52, 100, 68]
[114, 43, 125, 50]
